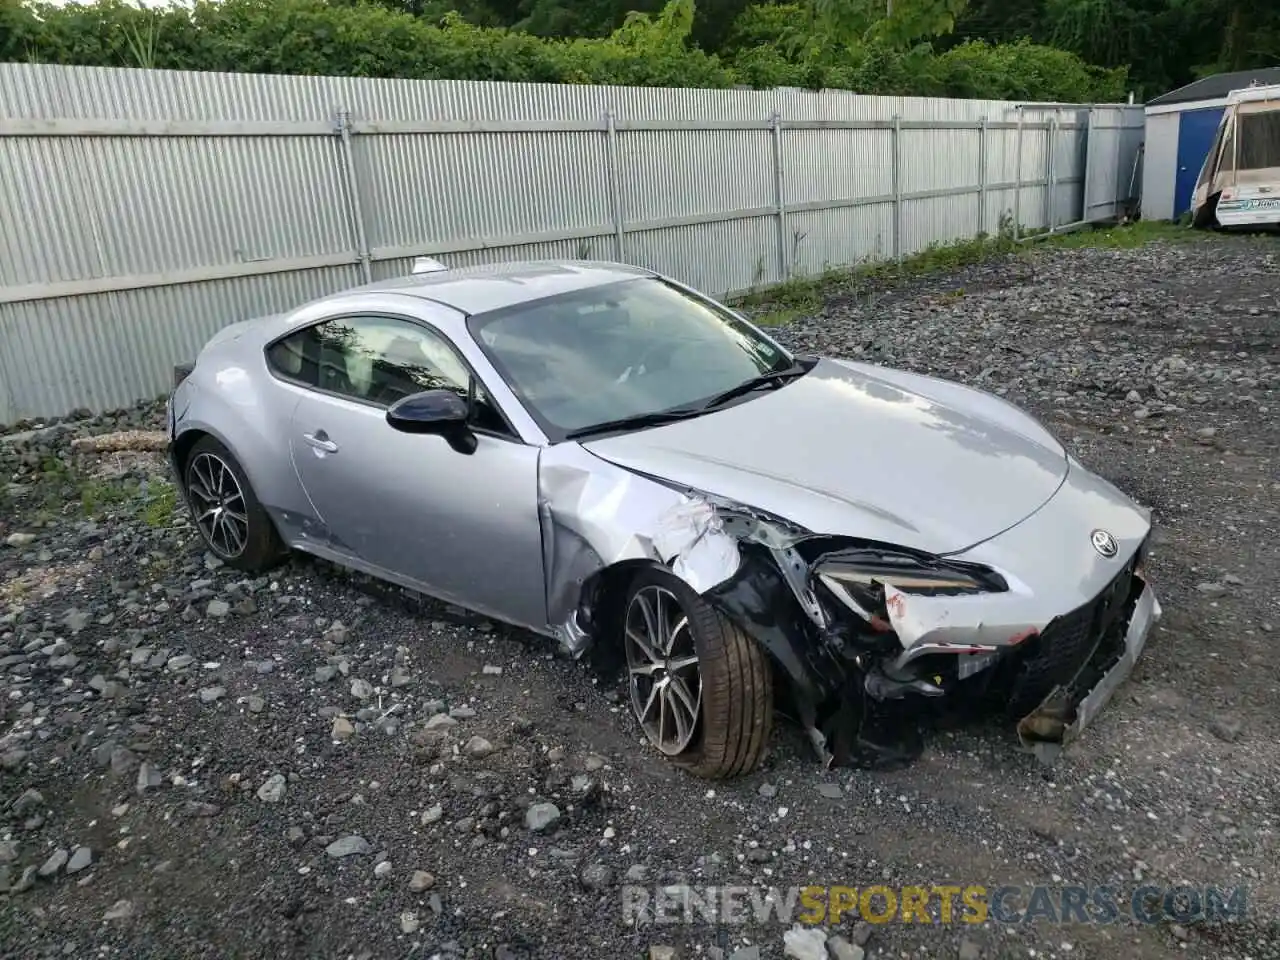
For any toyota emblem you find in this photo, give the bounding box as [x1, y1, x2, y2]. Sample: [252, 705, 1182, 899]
[1090, 529, 1118, 558]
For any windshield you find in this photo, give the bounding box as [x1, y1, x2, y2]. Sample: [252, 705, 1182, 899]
[467, 278, 794, 439]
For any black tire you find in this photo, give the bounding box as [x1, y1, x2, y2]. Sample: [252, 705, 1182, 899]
[1192, 192, 1220, 230]
[182, 435, 286, 573]
[622, 567, 773, 779]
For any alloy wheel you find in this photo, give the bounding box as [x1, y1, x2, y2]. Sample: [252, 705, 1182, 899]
[624, 584, 703, 756]
[187, 452, 250, 559]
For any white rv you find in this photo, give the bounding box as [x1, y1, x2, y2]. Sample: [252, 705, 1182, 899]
[1191, 82, 1280, 229]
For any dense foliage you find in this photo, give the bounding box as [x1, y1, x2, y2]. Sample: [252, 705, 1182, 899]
[0, 0, 1274, 101]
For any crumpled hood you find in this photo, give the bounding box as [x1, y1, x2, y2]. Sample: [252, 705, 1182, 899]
[582, 357, 1069, 555]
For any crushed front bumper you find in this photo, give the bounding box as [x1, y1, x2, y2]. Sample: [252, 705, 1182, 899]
[1015, 573, 1161, 763]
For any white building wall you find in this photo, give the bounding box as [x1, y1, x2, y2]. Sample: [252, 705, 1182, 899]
[1142, 111, 1180, 221]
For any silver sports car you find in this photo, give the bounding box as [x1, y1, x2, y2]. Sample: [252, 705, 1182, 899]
[166, 258, 1161, 777]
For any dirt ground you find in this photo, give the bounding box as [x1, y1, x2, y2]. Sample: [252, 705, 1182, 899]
[1, 230, 1277, 960]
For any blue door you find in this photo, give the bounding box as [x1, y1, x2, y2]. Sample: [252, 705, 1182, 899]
[1174, 107, 1225, 216]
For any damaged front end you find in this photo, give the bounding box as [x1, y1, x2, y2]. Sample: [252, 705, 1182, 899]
[540, 445, 1160, 769]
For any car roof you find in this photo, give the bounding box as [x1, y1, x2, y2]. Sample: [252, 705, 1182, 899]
[342, 259, 656, 316]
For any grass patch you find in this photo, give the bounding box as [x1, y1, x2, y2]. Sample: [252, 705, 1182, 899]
[735, 217, 1222, 323]
[139, 481, 178, 528]
[1041, 219, 1205, 250]
[80, 479, 133, 515]
[750, 305, 808, 326]
[734, 229, 1021, 320]
[78, 475, 178, 527]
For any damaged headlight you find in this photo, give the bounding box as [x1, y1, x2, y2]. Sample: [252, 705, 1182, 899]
[816, 554, 1006, 628]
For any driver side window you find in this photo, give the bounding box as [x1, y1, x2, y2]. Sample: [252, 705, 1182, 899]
[267, 315, 513, 437]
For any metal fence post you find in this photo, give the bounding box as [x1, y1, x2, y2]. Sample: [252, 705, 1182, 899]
[333, 109, 373, 284]
[1013, 108, 1024, 239]
[769, 111, 789, 281]
[891, 114, 902, 264]
[604, 108, 626, 262]
[1047, 113, 1058, 234]
[977, 115, 988, 237]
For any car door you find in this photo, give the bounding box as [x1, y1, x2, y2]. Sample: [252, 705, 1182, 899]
[265, 312, 547, 632]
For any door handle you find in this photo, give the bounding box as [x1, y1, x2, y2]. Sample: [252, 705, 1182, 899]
[303, 432, 339, 454]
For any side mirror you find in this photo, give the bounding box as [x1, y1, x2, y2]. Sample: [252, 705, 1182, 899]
[385, 390, 477, 454]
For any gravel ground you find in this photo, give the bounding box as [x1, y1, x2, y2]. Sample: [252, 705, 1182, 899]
[1, 233, 1277, 960]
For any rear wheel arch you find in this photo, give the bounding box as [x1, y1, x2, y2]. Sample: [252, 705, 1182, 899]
[180, 433, 287, 573]
[172, 427, 212, 478]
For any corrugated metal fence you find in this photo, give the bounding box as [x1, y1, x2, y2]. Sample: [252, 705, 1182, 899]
[0, 63, 1145, 424]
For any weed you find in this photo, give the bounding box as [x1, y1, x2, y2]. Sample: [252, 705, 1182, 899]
[80, 479, 132, 516]
[1041, 219, 1205, 250]
[140, 482, 178, 528]
[750, 306, 806, 327]
[732, 216, 1218, 324]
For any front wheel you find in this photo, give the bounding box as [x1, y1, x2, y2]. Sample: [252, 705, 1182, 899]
[622, 568, 773, 779]
[183, 435, 286, 573]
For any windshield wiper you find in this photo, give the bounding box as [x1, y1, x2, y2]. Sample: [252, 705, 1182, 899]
[564, 408, 705, 440]
[695, 360, 810, 412]
[564, 360, 811, 441]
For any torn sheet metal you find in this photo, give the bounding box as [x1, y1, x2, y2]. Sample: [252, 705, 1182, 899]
[538, 444, 746, 653]
[1017, 580, 1161, 764]
[652, 499, 742, 594]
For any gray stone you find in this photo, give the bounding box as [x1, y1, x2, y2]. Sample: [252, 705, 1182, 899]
[350, 678, 374, 700]
[409, 869, 435, 892]
[1209, 715, 1243, 743]
[816, 782, 843, 799]
[525, 802, 561, 833]
[0, 841, 17, 864]
[783, 925, 827, 960]
[246, 695, 266, 713]
[13, 789, 43, 815]
[463, 736, 495, 759]
[826, 936, 865, 960]
[332, 716, 356, 741]
[5, 532, 36, 548]
[103, 900, 135, 921]
[110, 746, 138, 776]
[958, 940, 982, 960]
[136, 761, 162, 794]
[1196, 582, 1227, 598]
[10, 865, 39, 894]
[425, 713, 457, 731]
[63, 609, 90, 634]
[256, 773, 287, 803]
[66, 846, 93, 874]
[758, 783, 778, 798]
[199, 685, 226, 703]
[38, 849, 69, 877]
[420, 804, 444, 825]
[325, 835, 372, 858]
[729, 948, 762, 960]
[206, 599, 230, 618]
